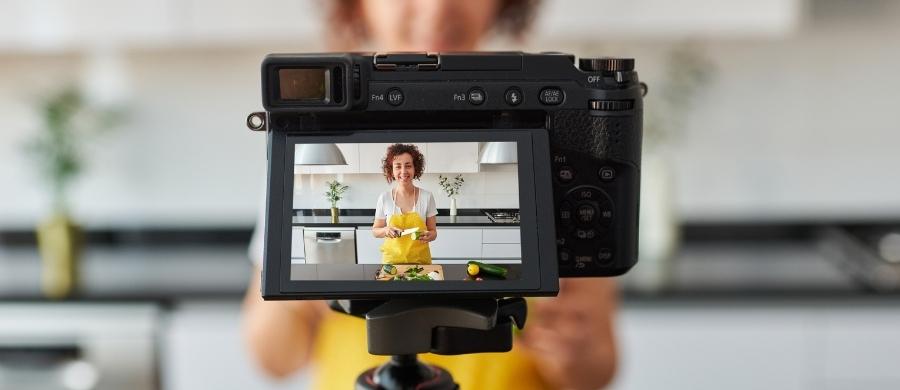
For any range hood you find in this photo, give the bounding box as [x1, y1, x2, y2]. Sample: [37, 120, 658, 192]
[295, 144, 347, 165]
[479, 142, 517, 164]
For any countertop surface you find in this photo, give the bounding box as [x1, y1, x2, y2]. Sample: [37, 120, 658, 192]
[0, 237, 889, 303]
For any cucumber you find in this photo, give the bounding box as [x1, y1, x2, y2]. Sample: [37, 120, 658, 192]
[382, 264, 397, 275]
[467, 261, 507, 278]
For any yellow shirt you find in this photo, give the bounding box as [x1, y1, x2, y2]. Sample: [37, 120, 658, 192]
[311, 311, 551, 389]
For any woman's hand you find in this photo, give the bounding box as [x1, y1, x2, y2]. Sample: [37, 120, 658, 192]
[385, 226, 403, 238]
[416, 230, 436, 242]
[517, 278, 618, 390]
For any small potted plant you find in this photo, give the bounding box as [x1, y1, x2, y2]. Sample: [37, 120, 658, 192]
[438, 174, 465, 216]
[324, 180, 350, 223]
[23, 87, 122, 298]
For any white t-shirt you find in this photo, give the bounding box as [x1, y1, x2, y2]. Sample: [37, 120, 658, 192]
[374, 186, 438, 222]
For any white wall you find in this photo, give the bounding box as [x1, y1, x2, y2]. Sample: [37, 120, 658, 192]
[3, 1, 900, 228]
[523, 1, 900, 222]
[1, 48, 277, 228]
[293, 165, 520, 210]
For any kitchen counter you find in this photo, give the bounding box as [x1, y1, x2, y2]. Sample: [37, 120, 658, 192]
[2, 224, 899, 302]
[292, 215, 518, 227]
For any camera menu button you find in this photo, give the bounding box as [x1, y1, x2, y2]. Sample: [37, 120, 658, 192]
[576, 204, 597, 225]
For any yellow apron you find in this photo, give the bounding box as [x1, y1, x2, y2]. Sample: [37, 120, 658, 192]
[380, 210, 432, 264]
[311, 312, 550, 390]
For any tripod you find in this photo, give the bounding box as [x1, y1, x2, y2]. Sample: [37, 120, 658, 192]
[329, 298, 527, 390]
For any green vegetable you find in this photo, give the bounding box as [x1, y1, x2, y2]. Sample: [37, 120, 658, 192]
[467, 261, 507, 278]
[400, 227, 419, 236]
[382, 264, 397, 275]
[404, 265, 424, 274]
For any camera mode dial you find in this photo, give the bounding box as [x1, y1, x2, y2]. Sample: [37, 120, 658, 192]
[578, 57, 635, 72]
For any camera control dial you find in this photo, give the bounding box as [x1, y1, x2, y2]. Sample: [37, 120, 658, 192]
[578, 57, 635, 72]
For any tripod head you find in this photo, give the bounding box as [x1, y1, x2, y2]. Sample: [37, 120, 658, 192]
[329, 298, 528, 389]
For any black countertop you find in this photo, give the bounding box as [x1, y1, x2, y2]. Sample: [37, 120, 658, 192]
[2, 223, 899, 303]
[0, 238, 885, 303]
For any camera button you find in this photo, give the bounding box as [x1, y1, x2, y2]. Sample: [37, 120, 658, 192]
[558, 201, 573, 223]
[574, 187, 599, 201]
[574, 254, 594, 264]
[467, 88, 486, 105]
[574, 228, 597, 240]
[504, 87, 523, 106]
[597, 201, 614, 226]
[599, 166, 616, 181]
[598, 248, 614, 264]
[386, 88, 404, 106]
[557, 166, 575, 183]
[539, 87, 564, 105]
[558, 249, 572, 262]
[576, 203, 597, 225]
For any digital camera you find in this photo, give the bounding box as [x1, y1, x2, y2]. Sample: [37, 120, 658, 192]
[248, 52, 643, 300]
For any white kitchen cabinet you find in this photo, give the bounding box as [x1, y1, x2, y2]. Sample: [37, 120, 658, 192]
[613, 305, 810, 390]
[819, 309, 900, 386]
[482, 228, 521, 259]
[425, 142, 480, 173]
[358, 143, 428, 174]
[356, 227, 383, 264]
[482, 228, 521, 244]
[295, 144, 360, 174]
[430, 228, 482, 259]
[481, 244, 521, 259]
[290, 226, 304, 260]
[164, 302, 311, 390]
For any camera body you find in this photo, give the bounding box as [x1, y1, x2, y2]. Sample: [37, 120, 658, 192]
[254, 52, 642, 299]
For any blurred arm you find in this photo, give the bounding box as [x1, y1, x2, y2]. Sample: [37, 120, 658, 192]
[518, 278, 619, 390]
[242, 266, 327, 378]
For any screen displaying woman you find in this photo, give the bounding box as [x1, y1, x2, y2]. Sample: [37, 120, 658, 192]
[371, 144, 438, 264]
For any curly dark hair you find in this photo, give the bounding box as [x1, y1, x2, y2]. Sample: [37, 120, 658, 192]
[326, 0, 542, 48]
[382, 143, 425, 184]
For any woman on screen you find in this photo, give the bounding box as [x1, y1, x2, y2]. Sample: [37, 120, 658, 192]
[371, 144, 438, 264]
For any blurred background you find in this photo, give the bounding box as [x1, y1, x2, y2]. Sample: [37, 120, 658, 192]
[2, 0, 900, 389]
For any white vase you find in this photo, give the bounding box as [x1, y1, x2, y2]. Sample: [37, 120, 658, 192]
[449, 197, 458, 216]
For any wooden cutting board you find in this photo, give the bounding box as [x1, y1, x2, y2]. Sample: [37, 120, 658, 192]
[374, 264, 444, 281]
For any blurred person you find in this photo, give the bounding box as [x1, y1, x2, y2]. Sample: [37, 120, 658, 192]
[242, 1, 619, 389]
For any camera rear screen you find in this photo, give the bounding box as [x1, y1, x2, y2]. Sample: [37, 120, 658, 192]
[279, 68, 328, 100]
[289, 141, 522, 283]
